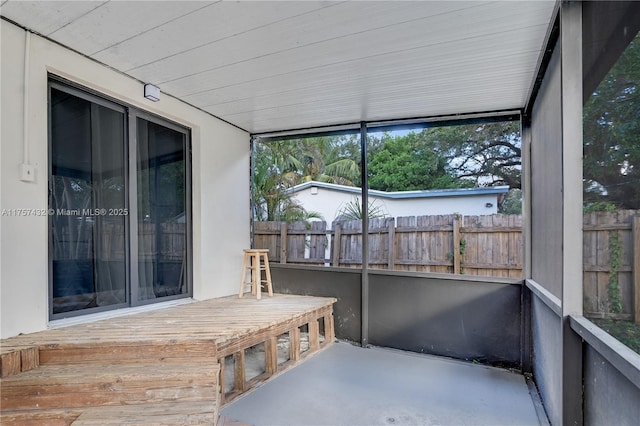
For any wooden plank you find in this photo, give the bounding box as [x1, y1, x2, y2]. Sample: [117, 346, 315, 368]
[458, 262, 523, 270]
[288, 222, 307, 263]
[233, 351, 245, 392]
[289, 327, 301, 362]
[39, 341, 217, 365]
[0, 407, 84, 425]
[420, 215, 430, 273]
[324, 313, 335, 343]
[309, 221, 327, 265]
[218, 357, 226, 405]
[265, 336, 278, 376]
[391, 259, 455, 267]
[0, 361, 219, 411]
[388, 218, 396, 269]
[459, 226, 523, 233]
[583, 223, 632, 231]
[308, 320, 320, 352]
[214, 306, 334, 356]
[453, 216, 461, 274]
[72, 401, 219, 425]
[0, 351, 21, 378]
[368, 217, 383, 268]
[463, 216, 477, 275]
[256, 228, 331, 236]
[583, 265, 633, 273]
[283, 257, 332, 265]
[394, 225, 453, 232]
[408, 216, 417, 272]
[332, 224, 342, 267]
[253, 221, 282, 262]
[280, 223, 288, 264]
[20, 347, 39, 372]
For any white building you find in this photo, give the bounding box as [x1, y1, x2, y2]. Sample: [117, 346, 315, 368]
[289, 181, 510, 223]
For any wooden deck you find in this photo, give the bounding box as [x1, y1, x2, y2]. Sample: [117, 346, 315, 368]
[0, 294, 336, 425]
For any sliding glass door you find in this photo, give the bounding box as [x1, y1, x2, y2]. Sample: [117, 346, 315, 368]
[135, 116, 188, 302]
[49, 80, 191, 318]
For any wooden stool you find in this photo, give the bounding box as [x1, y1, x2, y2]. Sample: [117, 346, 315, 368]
[239, 249, 273, 299]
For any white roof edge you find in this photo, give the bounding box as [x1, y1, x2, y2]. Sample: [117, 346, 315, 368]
[288, 181, 510, 199]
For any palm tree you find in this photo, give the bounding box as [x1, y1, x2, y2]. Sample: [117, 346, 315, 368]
[294, 136, 360, 186]
[253, 136, 361, 222]
[335, 197, 387, 221]
[253, 141, 323, 221]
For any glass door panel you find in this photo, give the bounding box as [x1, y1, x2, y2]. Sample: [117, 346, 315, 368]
[50, 87, 127, 314]
[136, 118, 188, 301]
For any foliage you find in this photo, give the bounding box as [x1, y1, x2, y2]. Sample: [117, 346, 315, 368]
[583, 32, 640, 209]
[367, 121, 521, 191]
[447, 235, 467, 274]
[252, 143, 299, 221]
[459, 238, 467, 275]
[286, 136, 360, 186]
[583, 201, 617, 213]
[335, 197, 387, 221]
[499, 189, 522, 214]
[254, 120, 523, 222]
[424, 121, 521, 188]
[367, 132, 468, 191]
[253, 136, 359, 222]
[607, 231, 623, 314]
[590, 318, 640, 355]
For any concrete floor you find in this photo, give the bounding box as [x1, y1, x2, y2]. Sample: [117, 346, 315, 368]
[221, 342, 542, 426]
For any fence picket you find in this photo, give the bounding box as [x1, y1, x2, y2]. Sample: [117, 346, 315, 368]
[254, 211, 640, 319]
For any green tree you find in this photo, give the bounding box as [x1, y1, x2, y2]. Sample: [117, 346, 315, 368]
[252, 135, 360, 221]
[367, 132, 467, 191]
[583, 31, 640, 209]
[335, 197, 387, 221]
[426, 121, 522, 189]
[292, 136, 360, 186]
[253, 141, 306, 221]
[499, 189, 522, 215]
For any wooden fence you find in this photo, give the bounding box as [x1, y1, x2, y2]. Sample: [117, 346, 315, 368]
[54, 222, 186, 261]
[254, 214, 523, 276]
[583, 210, 640, 321]
[254, 211, 640, 321]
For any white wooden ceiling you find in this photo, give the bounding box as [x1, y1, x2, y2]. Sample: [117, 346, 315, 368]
[1, 1, 556, 134]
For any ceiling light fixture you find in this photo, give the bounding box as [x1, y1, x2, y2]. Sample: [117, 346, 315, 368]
[144, 84, 160, 102]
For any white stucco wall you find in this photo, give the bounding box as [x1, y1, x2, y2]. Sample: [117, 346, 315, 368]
[0, 21, 250, 338]
[292, 187, 500, 223]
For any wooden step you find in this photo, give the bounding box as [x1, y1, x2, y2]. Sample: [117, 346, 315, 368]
[71, 401, 218, 425]
[0, 400, 219, 425]
[0, 360, 219, 412]
[38, 341, 217, 366]
[0, 407, 84, 425]
[0, 345, 39, 377]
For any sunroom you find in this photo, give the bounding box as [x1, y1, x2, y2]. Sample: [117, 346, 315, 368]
[1, 1, 639, 424]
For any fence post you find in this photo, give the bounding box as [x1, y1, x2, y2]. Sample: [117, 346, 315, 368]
[387, 218, 396, 270]
[453, 216, 461, 274]
[332, 224, 341, 267]
[280, 223, 287, 264]
[633, 216, 640, 323]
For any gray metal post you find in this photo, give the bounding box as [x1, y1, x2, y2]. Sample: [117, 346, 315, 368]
[249, 136, 256, 249]
[560, 2, 584, 424]
[521, 114, 533, 373]
[360, 121, 369, 347]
